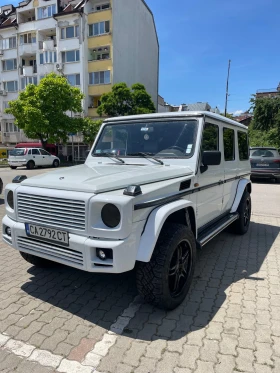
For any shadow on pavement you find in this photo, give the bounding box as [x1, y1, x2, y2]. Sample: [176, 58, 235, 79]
[21, 220, 279, 341]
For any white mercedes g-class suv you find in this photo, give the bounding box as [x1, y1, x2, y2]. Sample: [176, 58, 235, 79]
[2, 112, 251, 310]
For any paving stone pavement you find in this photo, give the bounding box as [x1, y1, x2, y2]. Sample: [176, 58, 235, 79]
[0, 182, 280, 372]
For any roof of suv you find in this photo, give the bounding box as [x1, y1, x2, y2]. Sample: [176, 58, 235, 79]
[104, 111, 248, 129]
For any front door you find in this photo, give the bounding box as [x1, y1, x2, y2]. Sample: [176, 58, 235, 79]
[196, 122, 224, 228]
[39, 149, 52, 166]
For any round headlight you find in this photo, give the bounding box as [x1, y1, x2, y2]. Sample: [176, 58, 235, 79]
[7, 190, 14, 210]
[101, 204, 121, 228]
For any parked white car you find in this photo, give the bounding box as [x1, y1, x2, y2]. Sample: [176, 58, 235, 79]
[8, 148, 60, 170]
[3, 112, 251, 309]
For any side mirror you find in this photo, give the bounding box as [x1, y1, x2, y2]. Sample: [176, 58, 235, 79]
[201, 151, 221, 173]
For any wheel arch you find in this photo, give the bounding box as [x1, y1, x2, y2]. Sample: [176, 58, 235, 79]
[230, 178, 251, 213]
[136, 199, 196, 263]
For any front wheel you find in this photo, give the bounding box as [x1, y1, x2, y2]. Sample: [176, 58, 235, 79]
[136, 223, 196, 310]
[232, 190, 251, 235]
[53, 160, 59, 168]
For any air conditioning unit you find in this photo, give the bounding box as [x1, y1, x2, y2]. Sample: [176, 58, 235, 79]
[56, 63, 64, 71]
[0, 90, 7, 96]
[0, 50, 3, 56]
[3, 133, 10, 137]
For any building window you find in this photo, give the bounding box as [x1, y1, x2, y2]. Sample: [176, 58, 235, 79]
[20, 33, 36, 45]
[3, 81, 18, 92]
[37, 5, 56, 20]
[96, 3, 110, 11]
[62, 50, 80, 63]
[5, 123, 20, 132]
[91, 46, 110, 61]
[2, 59, 17, 71]
[223, 127, 235, 161]
[89, 71, 110, 85]
[66, 74, 80, 86]
[3, 102, 10, 109]
[61, 26, 79, 39]
[21, 76, 38, 90]
[238, 131, 249, 160]
[89, 21, 110, 36]
[1, 37, 16, 50]
[39, 51, 57, 64]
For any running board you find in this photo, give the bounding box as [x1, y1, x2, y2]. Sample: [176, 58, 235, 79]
[198, 213, 239, 247]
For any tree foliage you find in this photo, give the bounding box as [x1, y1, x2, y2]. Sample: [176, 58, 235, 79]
[249, 94, 280, 148]
[5, 73, 84, 148]
[97, 82, 156, 117]
[82, 118, 103, 146]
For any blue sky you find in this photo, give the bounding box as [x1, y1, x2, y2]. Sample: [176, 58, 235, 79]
[147, 0, 279, 114]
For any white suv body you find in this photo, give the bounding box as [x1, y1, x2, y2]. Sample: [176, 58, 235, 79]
[8, 148, 60, 169]
[3, 112, 251, 309]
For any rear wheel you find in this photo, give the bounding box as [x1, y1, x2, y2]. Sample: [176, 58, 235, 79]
[10, 166, 17, 170]
[136, 223, 196, 310]
[53, 159, 59, 168]
[20, 252, 57, 268]
[232, 190, 251, 235]
[26, 161, 35, 170]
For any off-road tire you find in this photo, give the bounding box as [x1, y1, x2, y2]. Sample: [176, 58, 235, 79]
[10, 166, 17, 170]
[20, 252, 56, 268]
[232, 190, 251, 235]
[53, 160, 59, 168]
[26, 161, 35, 170]
[136, 223, 196, 310]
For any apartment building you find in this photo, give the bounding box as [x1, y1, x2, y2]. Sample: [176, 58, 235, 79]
[0, 0, 159, 155]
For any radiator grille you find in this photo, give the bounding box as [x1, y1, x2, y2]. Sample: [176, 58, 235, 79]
[17, 236, 84, 266]
[17, 193, 86, 231]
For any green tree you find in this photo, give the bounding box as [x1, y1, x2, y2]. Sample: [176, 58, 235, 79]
[82, 118, 103, 146]
[5, 73, 84, 148]
[97, 82, 156, 117]
[249, 94, 280, 148]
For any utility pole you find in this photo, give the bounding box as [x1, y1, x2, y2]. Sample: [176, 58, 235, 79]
[224, 59, 231, 117]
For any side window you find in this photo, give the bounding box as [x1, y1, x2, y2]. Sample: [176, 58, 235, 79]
[223, 128, 235, 161]
[238, 131, 249, 160]
[201, 123, 219, 151]
[28, 149, 32, 155]
[40, 149, 50, 156]
[32, 149, 40, 155]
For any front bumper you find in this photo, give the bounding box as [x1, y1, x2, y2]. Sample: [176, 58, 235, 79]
[251, 168, 280, 179]
[2, 215, 145, 273]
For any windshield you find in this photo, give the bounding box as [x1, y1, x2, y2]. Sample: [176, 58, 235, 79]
[92, 120, 198, 158]
[250, 149, 278, 157]
[9, 149, 26, 157]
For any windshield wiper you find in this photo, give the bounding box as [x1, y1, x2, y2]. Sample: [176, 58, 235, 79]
[128, 152, 164, 165]
[93, 152, 125, 164]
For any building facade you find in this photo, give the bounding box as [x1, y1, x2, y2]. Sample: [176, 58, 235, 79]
[0, 0, 159, 156]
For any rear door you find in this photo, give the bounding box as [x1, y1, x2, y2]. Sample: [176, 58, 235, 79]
[31, 148, 44, 165]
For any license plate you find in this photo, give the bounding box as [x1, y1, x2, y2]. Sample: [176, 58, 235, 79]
[256, 163, 269, 167]
[25, 224, 69, 246]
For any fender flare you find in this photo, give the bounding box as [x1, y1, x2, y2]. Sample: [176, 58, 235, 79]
[230, 178, 251, 213]
[136, 199, 196, 262]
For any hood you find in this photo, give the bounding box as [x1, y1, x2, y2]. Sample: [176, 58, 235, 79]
[21, 163, 193, 194]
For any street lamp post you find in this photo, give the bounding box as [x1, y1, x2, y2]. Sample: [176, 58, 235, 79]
[224, 59, 231, 117]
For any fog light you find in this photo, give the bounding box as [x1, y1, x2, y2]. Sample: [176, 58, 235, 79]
[97, 249, 106, 260]
[5, 227, 11, 236]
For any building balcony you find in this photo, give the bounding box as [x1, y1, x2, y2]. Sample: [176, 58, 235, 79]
[38, 39, 57, 51]
[88, 9, 112, 23]
[18, 43, 37, 56]
[88, 108, 100, 117]
[88, 34, 112, 49]
[88, 58, 112, 72]
[20, 65, 37, 76]
[88, 84, 112, 96]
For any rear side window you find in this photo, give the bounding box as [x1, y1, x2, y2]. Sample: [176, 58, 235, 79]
[223, 128, 235, 161]
[32, 149, 40, 155]
[28, 149, 31, 155]
[202, 123, 219, 151]
[238, 131, 249, 160]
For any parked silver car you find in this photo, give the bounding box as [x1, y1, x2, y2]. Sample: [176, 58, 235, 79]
[250, 147, 280, 182]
